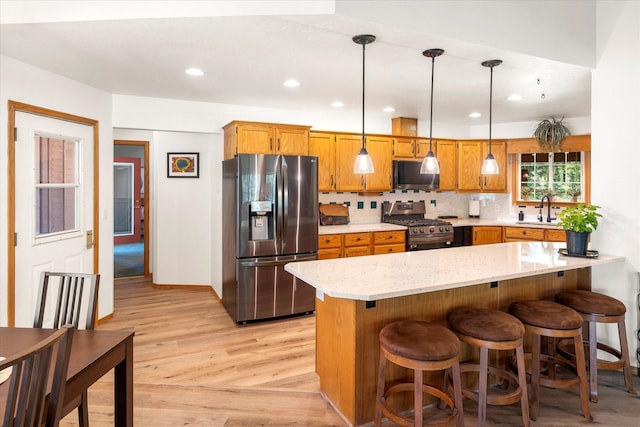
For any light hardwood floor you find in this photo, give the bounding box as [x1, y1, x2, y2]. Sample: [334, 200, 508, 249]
[61, 276, 639, 426]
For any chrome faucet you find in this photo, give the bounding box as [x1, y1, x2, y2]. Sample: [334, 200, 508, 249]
[539, 195, 554, 223]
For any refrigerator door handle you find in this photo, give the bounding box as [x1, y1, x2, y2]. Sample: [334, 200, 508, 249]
[240, 255, 316, 268]
[281, 157, 289, 246]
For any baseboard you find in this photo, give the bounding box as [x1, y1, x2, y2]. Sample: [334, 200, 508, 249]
[151, 283, 220, 299]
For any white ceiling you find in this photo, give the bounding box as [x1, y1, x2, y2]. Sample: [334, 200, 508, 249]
[0, 7, 592, 127]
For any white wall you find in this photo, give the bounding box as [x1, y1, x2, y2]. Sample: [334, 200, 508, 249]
[591, 0, 640, 368]
[0, 55, 114, 324]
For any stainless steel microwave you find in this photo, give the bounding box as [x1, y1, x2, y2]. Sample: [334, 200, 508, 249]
[392, 160, 440, 191]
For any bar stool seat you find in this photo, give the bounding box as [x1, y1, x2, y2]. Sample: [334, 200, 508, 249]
[509, 300, 592, 421]
[375, 320, 464, 427]
[448, 308, 530, 427]
[555, 290, 637, 402]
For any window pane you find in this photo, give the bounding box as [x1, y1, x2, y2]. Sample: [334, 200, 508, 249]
[36, 137, 76, 184]
[114, 163, 134, 235]
[36, 188, 77, 235]
[517, 151, 584, 201]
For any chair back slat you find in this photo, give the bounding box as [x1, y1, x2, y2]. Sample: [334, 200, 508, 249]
[34, 272, 100, 330]
[1, 327, 74, 427]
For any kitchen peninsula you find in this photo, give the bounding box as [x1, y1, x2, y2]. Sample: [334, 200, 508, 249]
[285, 242, 624, 426]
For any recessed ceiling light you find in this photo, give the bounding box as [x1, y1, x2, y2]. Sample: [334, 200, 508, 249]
[331, 101, 344, 108]
[507, 94, 522, 101]
[469, 112, 481, 118]
[185, 68, 204, 76]
[284, 79, 300, 88]
[383, 106, 396, 113]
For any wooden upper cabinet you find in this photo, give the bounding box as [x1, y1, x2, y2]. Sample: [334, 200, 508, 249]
[364, 135, 393, 192]
[393, 137, 433, 160]
[309, 132, 336, 191]
[335, 134, 364, 192]
[435, 139, 457, 191]
[457, 139, 507, 193]
[481, 140, 507, 192]
[392, 137, 416, 158]
[222, 121, 311, 159]
[457, 140, 484, 191]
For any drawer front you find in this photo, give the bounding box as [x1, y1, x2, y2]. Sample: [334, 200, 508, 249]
[344, 245, 371, 257]
[373, 230, 406, 245]
[344, 232, 372, 247]
[372, 243, 405, 255]
[318, 247, 343, 259]
[319, 234, 343, 249]
[504, 227, 545, 241]
[545, 229, 566, 242]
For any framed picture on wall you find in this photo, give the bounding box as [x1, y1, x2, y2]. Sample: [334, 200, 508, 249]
[167, 152, 199, 178]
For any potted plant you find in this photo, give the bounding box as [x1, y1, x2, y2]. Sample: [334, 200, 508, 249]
[534, 117, 570, 151]
[521, 186, 533, 201]
[567, 186, 581, 202]
[556, 204, 602, 255]
[541, 188, 556, 201]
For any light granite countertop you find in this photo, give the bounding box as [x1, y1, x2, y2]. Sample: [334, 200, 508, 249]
[318, 218, 563, 234]
[286, 242, 624, 301]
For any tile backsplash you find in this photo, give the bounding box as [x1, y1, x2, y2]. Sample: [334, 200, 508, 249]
[318, 191, 513, 224]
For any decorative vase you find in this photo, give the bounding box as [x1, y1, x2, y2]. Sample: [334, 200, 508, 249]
[565, 230, 590, 255]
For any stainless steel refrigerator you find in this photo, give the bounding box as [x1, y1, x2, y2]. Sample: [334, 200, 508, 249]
[222, 154, 318, 323]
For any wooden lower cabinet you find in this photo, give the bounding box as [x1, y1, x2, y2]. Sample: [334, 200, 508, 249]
[545, 229, 566, 242]
[372, 230, 405, 254]
[503, 226, 566, 242]
[318, 230, 405, 259]
[318, 234, 343, 260]
[472, 226, 503, 245]
[503, 226, 545, 242]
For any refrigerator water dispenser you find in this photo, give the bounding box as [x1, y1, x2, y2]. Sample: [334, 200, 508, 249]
[250, 201, 272, 241]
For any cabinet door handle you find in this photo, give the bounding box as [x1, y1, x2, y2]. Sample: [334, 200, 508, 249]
[270, 137, 273, 151]
[277, 138, 281, 151]
[331, 175, 334, 186]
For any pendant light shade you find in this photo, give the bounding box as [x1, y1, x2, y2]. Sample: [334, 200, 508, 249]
[481, 59, 502, 175]
[353, 34, 376, 174]
[420, 48, 444, 176]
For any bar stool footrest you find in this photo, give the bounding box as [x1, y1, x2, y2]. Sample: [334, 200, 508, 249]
[459, 363, 524, 406]
[380, 382, 459, 427]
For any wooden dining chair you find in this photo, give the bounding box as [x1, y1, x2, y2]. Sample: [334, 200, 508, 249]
[33, 271, 100, 427]
[1, 326, 74, 427]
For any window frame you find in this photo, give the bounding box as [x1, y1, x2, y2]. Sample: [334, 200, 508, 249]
[33, 133, 84, 245]
[508, 135, 591, 207]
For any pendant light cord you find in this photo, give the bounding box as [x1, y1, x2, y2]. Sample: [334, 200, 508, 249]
[429, 56, 435, 152]
[488, 64, 493, 154]
[361, 42, 366, 149]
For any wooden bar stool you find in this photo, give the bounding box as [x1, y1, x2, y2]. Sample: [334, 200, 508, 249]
[509, 300, 592, 421]
[555, 290, 637, 402]
[448, 308, 530, 427]
[375, 320, 464, 427]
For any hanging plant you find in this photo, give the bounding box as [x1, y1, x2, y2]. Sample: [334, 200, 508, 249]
[534, 117, 570, 151]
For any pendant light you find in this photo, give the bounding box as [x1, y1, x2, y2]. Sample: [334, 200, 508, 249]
[420, 48, 444, 175]
[480, 59, 502, 175]
[353, 34, 376, 174]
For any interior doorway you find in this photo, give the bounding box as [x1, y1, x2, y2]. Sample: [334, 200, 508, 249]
[114, 140, 150, 278]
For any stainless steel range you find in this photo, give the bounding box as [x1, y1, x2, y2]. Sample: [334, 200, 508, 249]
[381, 201, 453, 250]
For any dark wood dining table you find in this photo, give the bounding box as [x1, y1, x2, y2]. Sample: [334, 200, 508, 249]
[0, 327, 134, 426]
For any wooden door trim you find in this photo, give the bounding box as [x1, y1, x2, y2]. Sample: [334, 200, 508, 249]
[7, 100, 100, 326]
[114, 140, 151, 277]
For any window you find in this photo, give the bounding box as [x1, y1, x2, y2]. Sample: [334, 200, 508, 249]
[35, 135, 81, 238]
[518, 151, 584, 202]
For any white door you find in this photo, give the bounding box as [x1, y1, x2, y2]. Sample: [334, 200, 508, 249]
[14, 111, 95, 327]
